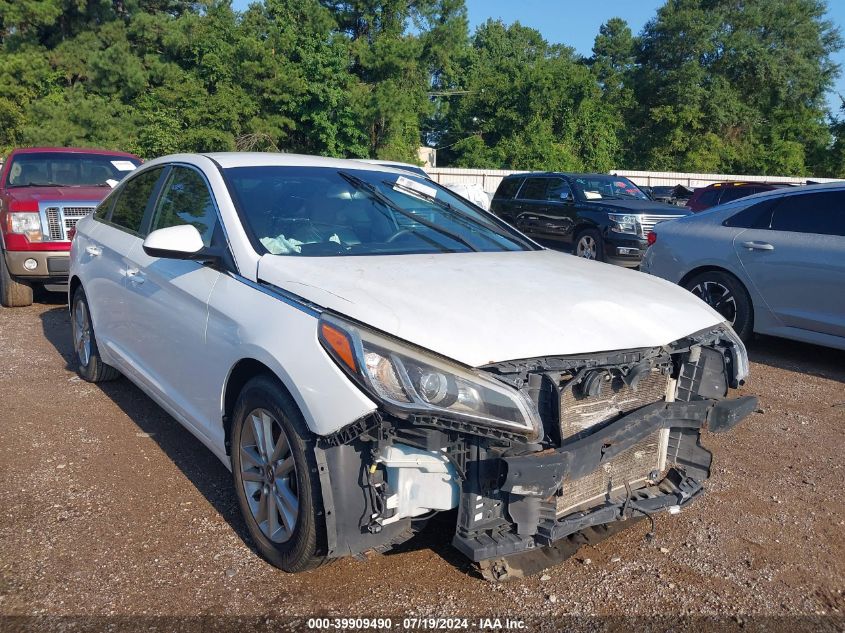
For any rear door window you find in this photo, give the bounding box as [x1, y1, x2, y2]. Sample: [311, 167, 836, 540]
[719, 187, 753, 204]
[723, 199, 777, 228]
[108, 168, 164, 235]
[518, 178, 549, 201]
[697, 189, 721, 207]
[768, 192, 845, 236]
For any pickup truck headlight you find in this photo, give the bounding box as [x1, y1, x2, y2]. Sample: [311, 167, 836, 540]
[7, 212, 43, 242]
[318, 314, 542, 440]
[608, 213, 639, 235]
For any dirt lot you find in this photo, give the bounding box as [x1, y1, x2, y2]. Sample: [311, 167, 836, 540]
[1, 298, 843, 632]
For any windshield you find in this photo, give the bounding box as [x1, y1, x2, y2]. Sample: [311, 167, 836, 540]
[570, 175, 648, 201]
[224, 166, 536, 257]
[5, 152, 141, 188]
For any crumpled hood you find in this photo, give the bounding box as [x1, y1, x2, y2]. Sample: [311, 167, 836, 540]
[257, 249, 724, 367]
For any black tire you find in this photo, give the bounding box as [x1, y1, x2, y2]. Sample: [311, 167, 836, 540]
[574, 227, 605, 262]
[71, 287, 121, 382]
[0, 251, 34, 307]
[231, 375, 328, 573]
[684, 270, 753, 342]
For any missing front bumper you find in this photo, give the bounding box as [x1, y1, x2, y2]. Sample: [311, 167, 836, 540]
[452, 395, 757, 564]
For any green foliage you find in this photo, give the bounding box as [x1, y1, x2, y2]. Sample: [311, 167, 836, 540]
[0, 0, 841, 177]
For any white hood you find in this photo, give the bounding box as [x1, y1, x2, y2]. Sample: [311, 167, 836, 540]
[257, 250, 724, 367]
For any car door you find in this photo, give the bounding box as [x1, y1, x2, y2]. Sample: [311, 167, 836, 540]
[120, 165, 226, 437]
[82, 167, 166, 363]
[733, 190, 845, 338]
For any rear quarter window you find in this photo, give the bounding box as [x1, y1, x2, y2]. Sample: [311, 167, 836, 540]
[495, 177, 523, 200]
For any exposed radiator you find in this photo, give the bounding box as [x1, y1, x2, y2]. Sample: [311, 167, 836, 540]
[559, 367, 670, 441]
[556, 432, 663, 516]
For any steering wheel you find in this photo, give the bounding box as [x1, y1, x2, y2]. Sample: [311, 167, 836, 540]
[386, 229, 415, 243]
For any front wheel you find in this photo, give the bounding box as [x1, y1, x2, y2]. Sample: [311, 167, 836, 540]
[684, 270, 753, 342]
[0, 252, 33, 307]
[231, 376, 328, 572]
[574, 228, 605, 262]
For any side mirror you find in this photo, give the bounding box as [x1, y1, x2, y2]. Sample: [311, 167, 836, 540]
[559, 191, 572, 202]
[143, 224, 210, 260]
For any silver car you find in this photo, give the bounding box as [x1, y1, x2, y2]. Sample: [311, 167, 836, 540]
[641, 183, 845, 350]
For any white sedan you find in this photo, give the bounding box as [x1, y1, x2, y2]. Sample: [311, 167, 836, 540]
[69, 153, 755, 578]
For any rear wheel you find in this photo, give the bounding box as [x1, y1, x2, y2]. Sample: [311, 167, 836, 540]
[0, 251, 33, 307]
[231, 375, 328, 572]
[71, 287, 121, 382]
[574, 228, 605, 262]
[685, 270, 753, 342]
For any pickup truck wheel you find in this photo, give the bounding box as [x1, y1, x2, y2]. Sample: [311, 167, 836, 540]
[574, 228, 605, 262]
[71, 287, 121, 382]
[231, 376, 328, 573]
[685, 270, 753, 342]
[0, 251, 34, 307]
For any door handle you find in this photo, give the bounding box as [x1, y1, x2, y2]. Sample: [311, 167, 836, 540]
[741, 241, 774, 251]
[126, 268, 145, 285]
[85, 245, 102, 257]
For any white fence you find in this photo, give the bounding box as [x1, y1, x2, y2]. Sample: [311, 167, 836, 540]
[426, 167, 840, 194]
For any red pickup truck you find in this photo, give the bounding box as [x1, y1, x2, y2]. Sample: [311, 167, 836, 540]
[0, 147, 142, 307]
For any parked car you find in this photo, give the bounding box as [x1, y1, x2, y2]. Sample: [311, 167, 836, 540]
[0, 146, 141, 306]
[69, 153, 754, 578]
[490, 172, 689, 267]
[642, 184, 845, 350]
[685, 181, 792, 212]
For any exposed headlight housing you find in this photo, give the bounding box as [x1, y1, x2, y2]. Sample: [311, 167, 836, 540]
[318, 314, 542, 440]
[719, 322, 749, 386]
[608, 213, 639, 235]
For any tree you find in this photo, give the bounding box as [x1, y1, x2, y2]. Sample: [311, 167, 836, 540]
[629, 0, 841, 175]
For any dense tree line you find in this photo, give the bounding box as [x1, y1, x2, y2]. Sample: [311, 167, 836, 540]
[1, 0, 843, 176]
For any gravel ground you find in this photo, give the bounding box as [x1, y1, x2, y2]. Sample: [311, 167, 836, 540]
[0, 298, 843, 632]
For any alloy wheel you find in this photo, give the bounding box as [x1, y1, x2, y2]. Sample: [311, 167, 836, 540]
[72, 300, 92, 367]
[239, 408, 299, 543]
[576, 235, 597, 260]
[691, 280, 737, 325]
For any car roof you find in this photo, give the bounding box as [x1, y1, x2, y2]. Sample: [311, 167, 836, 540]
[7, 146, 140, 158]
[706, 180, 845, 206]
[701, 181, 793, 189]
[503, 172, 621, 179]
[190, 152, 415, 174]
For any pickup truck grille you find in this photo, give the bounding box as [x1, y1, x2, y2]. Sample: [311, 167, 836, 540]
[639, 214, 685, 238]
[45, 206, 95, 241]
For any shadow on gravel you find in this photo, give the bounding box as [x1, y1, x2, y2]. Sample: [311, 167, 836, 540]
[746, 334, 844, 383]
[37, 305, 470, 573]
[37, 306, 260, 561]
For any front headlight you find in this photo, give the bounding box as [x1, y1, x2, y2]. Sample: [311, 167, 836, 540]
[8, 212, 43, 242]
[719, 322, 749, 385]
[318, 314, 542, 440]
[607, 213, 639, 235]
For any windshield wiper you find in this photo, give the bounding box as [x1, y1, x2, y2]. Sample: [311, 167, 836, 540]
[386, 179, 520, 248]
[8, 181, 65, 188]
[337, 171, 479, 252]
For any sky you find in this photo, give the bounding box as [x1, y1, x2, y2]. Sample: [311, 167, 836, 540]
[230, 0, 845, 113]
